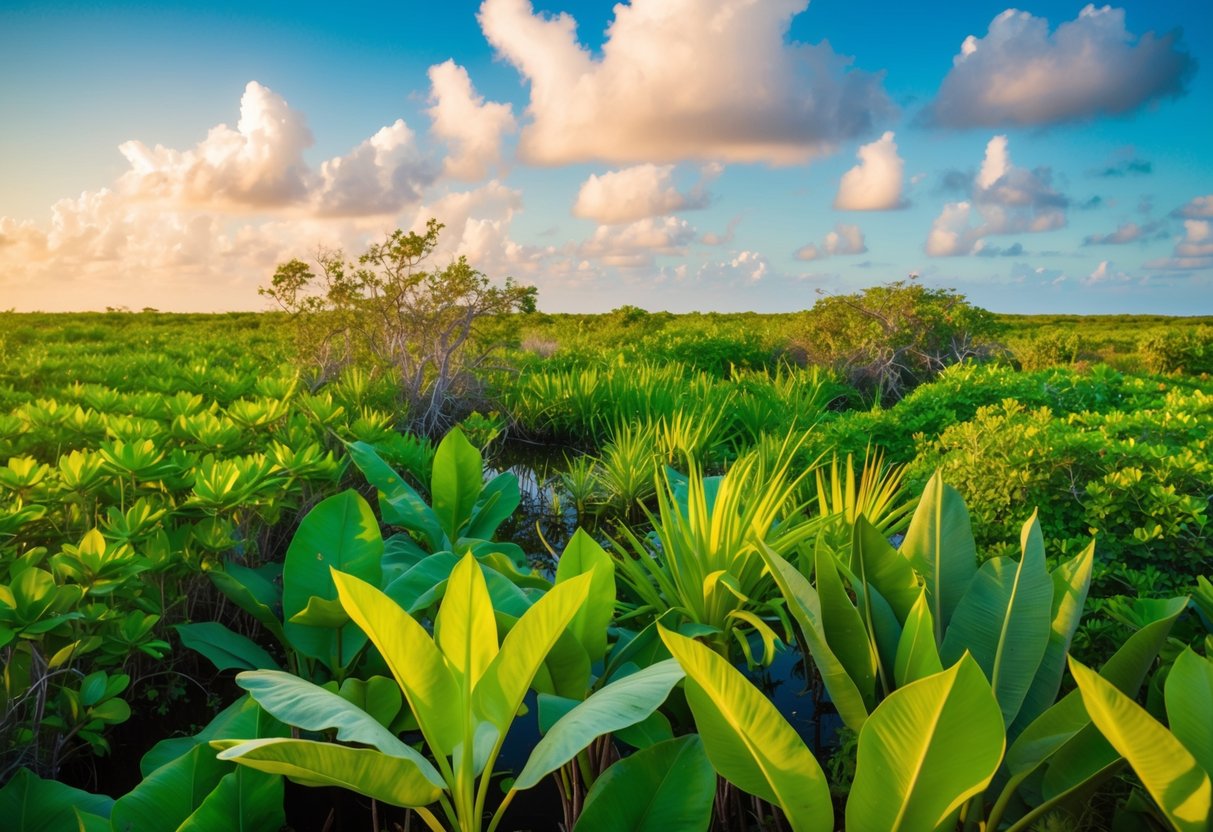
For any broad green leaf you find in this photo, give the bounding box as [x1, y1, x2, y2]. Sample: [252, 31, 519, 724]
[0, 768, 113, 831]
[1008, 541, 1094, 740]
[1070, 657, 1212, 832]
[235, 669, 441, 786]
[436, 552, 498, 695]
[760, 544, 869, 730]
[335, 675, 404, 731]
[660, 627, 833, 832]
[940, 512, 1052, 727]
[431, 427, 482, 542]
[347, 440, 443, 549]
[331, 570, 461, 756]
[846, 654, 1005, 832]
[464, 472, 521, 541]
[215, 738, 442, 809]
[815, 542, 876, 710]
[111, 744, 230, 832]
[615, 709, 676, 750]
[573, 736, 714, 832]
[287, 595, 349, 628]
[901, 472, 976, 642]
[174, 622, 281, 672]
[555, 529, 617, 662]
[282, 490, 383, 668]
[141, 696, 277, 777]
[1007, 596, 1186, 781]
[384, 551, 459, 613]
[208, 562, 286, 645]
[894, 590, 943, 687]
[474, 573, 593, 732]
[852, 515, 920, 622]
[514, 659, 685, 790]
[176, 767, 283, 832]
[1165, 648, 1213, 776]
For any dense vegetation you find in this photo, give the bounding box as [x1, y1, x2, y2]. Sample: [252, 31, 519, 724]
[0, 297, 1210, 832]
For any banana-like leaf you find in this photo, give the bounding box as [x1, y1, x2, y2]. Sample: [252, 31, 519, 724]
[940, 513, 1052, 727]
[176, 767, 283, 832]
[431, 427, 482, 542]
[463, 472, 521, 542]
[332, 569, 462, 756]
[0, 768, 114, 831]
[234, 669, 441, 786]
[208, 562, 286, 645]
[1005, 597, 1186, 791]
[175, 622, 281, 672]
[282, 490, 382, 668]
[894, 590, 943, 687]
[347, 440, 444, 549]
[660, 627, 833, 832]
[474, 572, 593, 733]
[1008, 541, 1094, 740]
[140, 695, 282, 776]
[846, 654, 1005, 832]
[555, 529, 617, 663]
[901, 472, 976, 642]
[514, 659, 685, 791]
[852, 515, 920, 622]
[1165, 648, 1213, 776]
[815, 542, 877, 710]
[760, 544, 869, 730]
[111, 744, 231, 832]
[573, 735, 714, 832]
[214, 738, 442, 809]
[1070, 658, 1212, 832]
[436, 552, 498, 694]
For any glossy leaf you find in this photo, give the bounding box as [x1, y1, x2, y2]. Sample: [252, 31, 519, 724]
[111, 744, 231, 832]
[347, 440, 443, 549]
[514, 659, 684, 790]
[1165, 648, 1213, 776]
[660, 627, 833, 832]
[1070, 657, 1212, 832]
[282, 490, 383, 668]
[760, 544, 869, 730]
[846, 654, 1005, 832]
[852, 514, 920, 623]
[815, 542, 876, 710]
[431, 427, 482, 542]
[176, 767, 283, 832]
[573, 736, 714, 832]
[901, 471, 976, 642]
[215, 738, 442, 809]
[436, 552, 497, 693]
[174, 622, 281, 672]
[331, 569, 462, 756]
[894, 590, 943, 687]
[0, 768, 114, 831]
[555, 528, 617, 663]
[940, 512, 1052, 727]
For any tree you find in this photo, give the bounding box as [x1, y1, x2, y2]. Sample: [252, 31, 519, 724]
[799, 281, 1000, 401]
[261, 219, 537, 435]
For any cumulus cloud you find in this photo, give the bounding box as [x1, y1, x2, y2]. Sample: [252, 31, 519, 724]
[572, 164, 711, 224]
[926, 5, 1195, 128]
[1143, 220, 1213, 272]
[925, 136, 1067, 256]
[426, 60, 517, 181]
[313, 120, 436, 217]
[1173, 195, 1213, 219]
[795, 223, 867, 261]
[478, 0, 894, 166]
[117, 82, 314, 209]
[834, 132, 906, 210]
[578, 216, 697, 268]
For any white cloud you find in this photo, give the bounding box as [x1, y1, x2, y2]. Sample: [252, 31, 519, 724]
[478, 0, 893, 165]
[834, 131, 905, 211]
[578, 216, 697, 268]
[117, 82, 314, 210]
[1174, 195, 1213, 219]
[1143, 220, 1213, 271]
[426, 60, 517, 181]
[572, 164, 711, 224]
[313, 120, 435, 217]
[795, 223, 868, 261]
[1082, 220, 1166, 246]
[928, 5, 1194, 128]
[925, 136, 1067, 256]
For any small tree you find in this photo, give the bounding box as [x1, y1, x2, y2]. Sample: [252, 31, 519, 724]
[261, 219, 537, 435]
[799, 281, 1000, 402]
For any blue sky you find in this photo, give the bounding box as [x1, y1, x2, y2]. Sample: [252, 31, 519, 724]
[1, 0, 1210, 314]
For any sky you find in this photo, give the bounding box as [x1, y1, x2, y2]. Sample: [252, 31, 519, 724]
[1, 0, 1211, 315]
